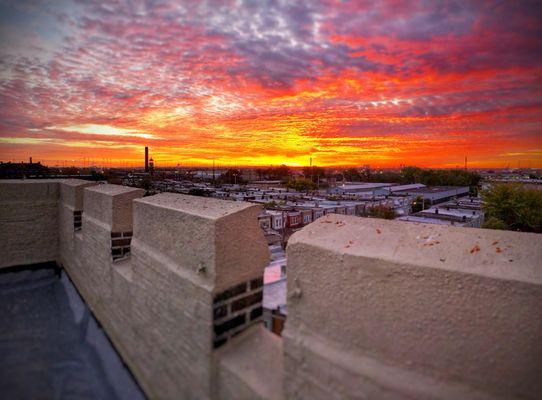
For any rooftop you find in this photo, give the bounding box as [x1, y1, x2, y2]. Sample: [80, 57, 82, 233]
[0, 263, 143, 399]
[395, 185, 469, 193]
[1, 179, 540, 400]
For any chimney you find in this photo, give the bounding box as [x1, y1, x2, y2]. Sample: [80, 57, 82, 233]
[29, 157, 32, 163]
[145, 147, 149, 172]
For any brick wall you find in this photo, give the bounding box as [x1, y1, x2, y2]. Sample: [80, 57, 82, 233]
[111, 231, 133, 260]
[213, 277, 263, 348]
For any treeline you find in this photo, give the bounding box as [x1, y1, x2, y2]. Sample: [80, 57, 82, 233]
[218, 165, 481, 193]
[482, 184, 542, 233]
[341, 166, 481, 188]
[255, 165, 481, 192]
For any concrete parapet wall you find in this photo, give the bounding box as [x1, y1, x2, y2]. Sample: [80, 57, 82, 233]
[84, 184, 144, 232]
[2, 180, 540, 400]
[285, 214, 542, 400]
[60, 179, 97, 210]
[216, 325, 284, 400]
[0, 180, 61, 268]
[58, 183, 269, 399]
[133, 193, 269, 292]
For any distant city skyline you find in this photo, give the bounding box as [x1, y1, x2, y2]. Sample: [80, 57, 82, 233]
[0, 1, 541, 168]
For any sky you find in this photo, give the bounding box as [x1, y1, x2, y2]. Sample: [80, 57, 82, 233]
[0, 0, 541, 169]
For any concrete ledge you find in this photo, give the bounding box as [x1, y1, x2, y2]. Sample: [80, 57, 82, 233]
[286, 214, 542, 399]
[60, 179, 98, 209]
[216, 325, 284, 400]
[288, 213, 541, 285]
[283, 328, 503, 400]
[133, 193, 269, 292]
[84, 184, 144, 232]
[0, 179, 62, 202]
[0, 180, 60, 268]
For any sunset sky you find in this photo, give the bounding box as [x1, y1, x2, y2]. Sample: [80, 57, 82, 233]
[0, 0, 541, 168]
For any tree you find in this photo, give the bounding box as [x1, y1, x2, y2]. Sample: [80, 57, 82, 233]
[482, 184, 542, 232]
[367, 205, 396, 219]
[262, 164, 292, 181]
[482, 217, 508, 231]
[399, 167, 481, 193]
[286, 177, 316, 192]
[140, 177, 152, 191]
[218, 169, 245, 185]
[302, 166, 326, 184]
[343, 168, 362, 182]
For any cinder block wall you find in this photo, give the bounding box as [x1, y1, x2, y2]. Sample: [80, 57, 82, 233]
[285, 214, 542, 400]
[0, 180, 61, 268]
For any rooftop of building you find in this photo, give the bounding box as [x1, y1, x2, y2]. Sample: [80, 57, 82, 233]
[1, 179, 540, 400]
[0, 263, 144, 399]
[394, 185, 469, 193]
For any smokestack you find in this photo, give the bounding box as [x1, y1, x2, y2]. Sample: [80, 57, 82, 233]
[145, 147, 149, 172]
[29, 157, 32, 163]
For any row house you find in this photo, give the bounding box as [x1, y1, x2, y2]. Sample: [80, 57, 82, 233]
[312, 208, 325, 220]
[257, 213, 272, 231]
[335, 206, 347, 215]
[300, 209, 313, 225]
[345, 205, 356, 215]
[322, 205, 336, 215]
[268, 211, 285, 231]
[286, 211, 302, 228]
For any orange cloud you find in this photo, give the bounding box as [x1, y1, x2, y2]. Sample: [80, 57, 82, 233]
[0, 0, 541, 168]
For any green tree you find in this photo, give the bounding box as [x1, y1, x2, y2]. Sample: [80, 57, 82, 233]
[399, 167, 481, 193]
[482, 217, 508, 231]
[482, 184, 542, 232]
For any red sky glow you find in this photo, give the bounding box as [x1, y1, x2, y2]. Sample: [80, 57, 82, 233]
[0, 0, 541, 168]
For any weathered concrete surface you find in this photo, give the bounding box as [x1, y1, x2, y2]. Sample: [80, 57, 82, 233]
[285, 214, 542, 400]
[216, 325, 284, 400]
[3, 181, 276, 399]
[0, 180, 61, 268]
[125, 193, 269, 398]
[58, 180, 98, 262]
[133, 193, 269, 293]
[84, 184, 144, 232]
[7, 180, 540, 400]
[60, 179, 97, 210]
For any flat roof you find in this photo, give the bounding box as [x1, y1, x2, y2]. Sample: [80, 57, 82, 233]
[394, 186, 469, 194]
[425, 208, 480, 218]
[388, 183, 426, 192]
[263, 278, 287, 310]
[396, 215, 467, 226]
[336, 183, 392, 190]
[0, 263, 144, 399]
